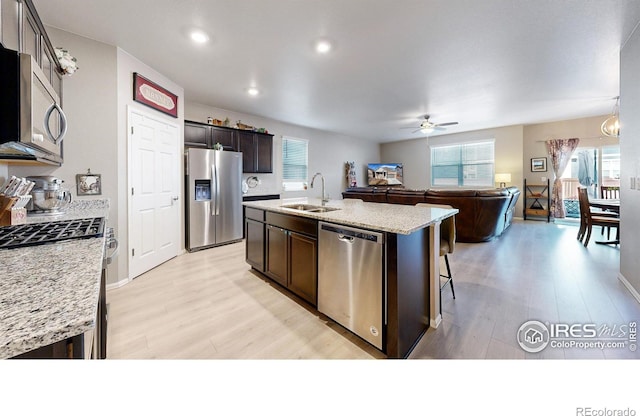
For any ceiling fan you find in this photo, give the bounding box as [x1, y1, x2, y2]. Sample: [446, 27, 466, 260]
[403, 115, 459, 134]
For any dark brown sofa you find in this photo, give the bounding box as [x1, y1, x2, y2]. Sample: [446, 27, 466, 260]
[342, 186, 520, 243]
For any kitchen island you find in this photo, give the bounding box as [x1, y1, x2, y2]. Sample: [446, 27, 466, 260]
[243, 197, 458, 358]
[0, 200, 110, 359]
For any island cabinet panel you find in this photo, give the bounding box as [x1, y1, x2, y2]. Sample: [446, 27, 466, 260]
[246, 209, 318, 306]
[266, 225, 289, 287]
[288, 231, 317, 304]
[385, 227, 430, 359]
[245, 218, 265, 271]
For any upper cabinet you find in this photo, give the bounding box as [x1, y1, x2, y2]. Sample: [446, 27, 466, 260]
[185, 120, 273, 173]
[0, 0, 63, 99]
[1, 0, 20, 51]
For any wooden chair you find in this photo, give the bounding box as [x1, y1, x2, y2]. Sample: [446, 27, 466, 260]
[598, 185, 620, 238]
[416, 203, 456, 306]
[577, 187, 620, 246]
[600, 185, 620, 199]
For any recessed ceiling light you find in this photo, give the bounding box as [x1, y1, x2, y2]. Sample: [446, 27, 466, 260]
[315, 39, 332, 54]
[247, 87, 260, 96]
[190, 30, 209, 44]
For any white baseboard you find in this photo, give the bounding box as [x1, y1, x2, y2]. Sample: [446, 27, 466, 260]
[106, 278, 130, 291]
[431, 314, 442, 328]
[618, 272, 640, 304]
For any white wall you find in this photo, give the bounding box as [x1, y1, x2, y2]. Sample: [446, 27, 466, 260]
[185, 102, 379, 201]
[620, 23, 640, 300]
[381, 125, 524, 214]
[0, 163, 7, 187]
[522, 115, 618, 185]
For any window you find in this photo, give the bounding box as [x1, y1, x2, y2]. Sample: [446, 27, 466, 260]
[282, 136, 308, 191]
[431, 140, 495, 187]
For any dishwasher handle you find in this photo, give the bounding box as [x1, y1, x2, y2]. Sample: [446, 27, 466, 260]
[320, 222, 384, 244]
[338, 234, 354, 243]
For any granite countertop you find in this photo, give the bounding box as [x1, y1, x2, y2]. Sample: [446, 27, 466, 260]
[0, 199, 110, 359]
[243, 198, 458, 235]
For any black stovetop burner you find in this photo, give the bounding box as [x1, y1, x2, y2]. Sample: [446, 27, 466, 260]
[0, 217, 105, 249]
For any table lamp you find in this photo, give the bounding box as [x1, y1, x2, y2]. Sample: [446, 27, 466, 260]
[495, 173, 512, 188]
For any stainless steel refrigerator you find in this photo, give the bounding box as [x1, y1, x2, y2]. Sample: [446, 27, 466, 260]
[185, 148, 243, 252]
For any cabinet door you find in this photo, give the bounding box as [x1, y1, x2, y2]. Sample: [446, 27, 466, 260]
[212, 127, 237, 151]
[22, 7, 40, 62]
[288, 232, 317, 305]
[40, 39, 52, 83]
[184, 122, 210, 148]
[256, 134, 273, 173]
[265, 225, 288, 287]
[237, 131, 257, 172]
[1, 0, 20, 50]
[245, 218, 265, 271]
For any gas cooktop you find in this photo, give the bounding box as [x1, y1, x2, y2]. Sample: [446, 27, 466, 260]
[0, 217, 105, 249]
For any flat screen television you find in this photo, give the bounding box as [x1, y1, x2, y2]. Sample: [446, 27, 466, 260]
[367, 163, 403, 186]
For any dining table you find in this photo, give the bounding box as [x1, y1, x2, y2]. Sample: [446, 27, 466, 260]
[589, 198, 620, 244]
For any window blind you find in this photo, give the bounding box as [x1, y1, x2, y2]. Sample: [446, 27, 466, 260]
[431, 140, 495, 187]
[282, 137, 308, 191]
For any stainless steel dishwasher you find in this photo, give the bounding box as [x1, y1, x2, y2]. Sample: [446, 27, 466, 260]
[317, 222, 384, 350]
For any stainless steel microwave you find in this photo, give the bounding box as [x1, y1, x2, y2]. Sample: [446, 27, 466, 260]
[0, 47, 67, 165]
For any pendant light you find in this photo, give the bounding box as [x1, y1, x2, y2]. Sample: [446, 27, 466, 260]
[601, 96, 620, 138]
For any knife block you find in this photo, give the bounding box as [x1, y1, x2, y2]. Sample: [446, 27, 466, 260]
[0, 195, 28, 226]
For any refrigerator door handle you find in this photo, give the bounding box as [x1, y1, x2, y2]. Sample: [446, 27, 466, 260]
[211, 165, 217, 216]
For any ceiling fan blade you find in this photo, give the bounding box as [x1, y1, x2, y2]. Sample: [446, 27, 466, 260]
[434, 122, 458, 127]
[400, 126, 420, 129]
[433, 126, 446, 131]
[411, 128, 423, 133]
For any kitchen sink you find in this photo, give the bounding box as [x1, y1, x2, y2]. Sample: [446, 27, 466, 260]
[281, 204, 340, 213]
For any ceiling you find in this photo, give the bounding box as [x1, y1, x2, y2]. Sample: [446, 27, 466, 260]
[32, 0, 640, 142]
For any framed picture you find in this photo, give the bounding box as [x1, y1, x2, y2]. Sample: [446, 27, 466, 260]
[133, 72, 178, 118]
[76, 171, 102, 196]
[531, 157, 547, 172]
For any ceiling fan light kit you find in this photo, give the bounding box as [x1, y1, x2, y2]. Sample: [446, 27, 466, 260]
[404, 115, 459, 134]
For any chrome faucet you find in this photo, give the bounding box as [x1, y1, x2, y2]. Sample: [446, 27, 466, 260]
[310, 172, 328, 205]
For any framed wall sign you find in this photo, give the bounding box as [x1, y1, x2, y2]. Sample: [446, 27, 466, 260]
[133, 72, 178, 118]
[76, 170, 102, 196]
[531, 157, 547, 172]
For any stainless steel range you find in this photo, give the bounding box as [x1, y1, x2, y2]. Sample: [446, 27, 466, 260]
[0, 217, 105, 249]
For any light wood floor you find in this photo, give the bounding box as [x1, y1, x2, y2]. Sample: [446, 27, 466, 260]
[106, 219, 640, 359]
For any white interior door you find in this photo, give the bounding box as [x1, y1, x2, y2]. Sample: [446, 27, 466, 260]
[128, 107, 181, 279]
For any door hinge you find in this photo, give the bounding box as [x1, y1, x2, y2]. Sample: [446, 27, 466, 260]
[131, 187, 134, 195]
[132, 248, 135, 257]
[131, 126, 134, 135]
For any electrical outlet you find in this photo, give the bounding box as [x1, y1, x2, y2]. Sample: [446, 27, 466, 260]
[541, 177, 547, 183]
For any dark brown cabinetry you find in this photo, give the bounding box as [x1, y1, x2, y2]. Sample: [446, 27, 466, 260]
[184, 122, 210, 148]
[246, 209, 318, 306]
[245, 207, 266, 271]
[184, 120, 273, 173]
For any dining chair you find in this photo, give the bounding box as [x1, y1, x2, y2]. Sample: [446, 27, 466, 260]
[577, 187, 620, 246]
[597, 185, 620, 238]
[600, 185, 620, 200]
[416, 203, 456, 308]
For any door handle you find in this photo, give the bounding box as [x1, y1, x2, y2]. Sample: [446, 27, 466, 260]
[171, 196, 179, 205]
